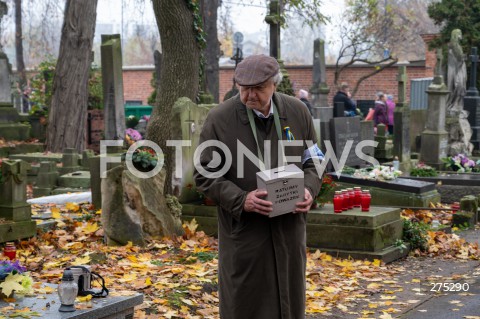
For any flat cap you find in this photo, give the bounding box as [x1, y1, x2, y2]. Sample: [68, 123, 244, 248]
[234, 54, 280, 86]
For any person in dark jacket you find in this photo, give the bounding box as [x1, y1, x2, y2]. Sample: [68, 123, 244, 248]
[333, 82, 356, 117]
[194, 54, 323, 319]
[298, 89, 313, 116]
[373, 92, 389, 128]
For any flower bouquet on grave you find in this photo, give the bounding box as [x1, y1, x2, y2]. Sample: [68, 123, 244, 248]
[122, 128, 159, 172]
[410, 162, 438, 177]
[351, 165, 402, 181]
[0, 260, 33, 299]
[442, 154, 480, 173]
[315, 175, 337, 208]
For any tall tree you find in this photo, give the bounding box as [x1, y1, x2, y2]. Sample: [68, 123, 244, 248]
[46, 0, 98, 152]
[147, 0, 201, 195]
[14, 0, 26, 97]
[428, 0, 480, 51]
[201, 0, 221, 102]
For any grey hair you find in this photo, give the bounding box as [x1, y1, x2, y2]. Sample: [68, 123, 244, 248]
[271, 71, 283, 86]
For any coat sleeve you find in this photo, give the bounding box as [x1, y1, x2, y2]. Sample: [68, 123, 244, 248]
[193, 112, 247, 221]
[302, 113, 322, 200]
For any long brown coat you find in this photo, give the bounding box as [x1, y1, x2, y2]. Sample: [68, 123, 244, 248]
[194, 93, 321, 319]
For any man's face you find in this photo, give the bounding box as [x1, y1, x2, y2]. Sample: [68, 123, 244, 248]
[239, 79, 276, 113]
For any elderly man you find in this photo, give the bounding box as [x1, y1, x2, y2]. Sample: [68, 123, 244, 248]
[194, 54, 322, 319]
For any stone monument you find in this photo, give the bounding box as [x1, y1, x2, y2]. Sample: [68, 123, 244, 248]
[445, 29, 473, 155]
[101, 34, 126, 140]
[393, 62, 411, 172]
[464, 47, 480, 151]
[310, 39, 330, 108]
[0, 1, 30, 141]
[420, 49, 449, 168]
[0, 160, 36, 243]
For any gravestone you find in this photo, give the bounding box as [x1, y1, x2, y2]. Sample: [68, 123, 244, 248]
[101, 34, 126, 140]
[331, 173, 440, 207]
[265, 0, 281, 59]
[0, 160, 36, 243]
[329, 116, 363, 167]
[59, 148, 82, 175]
[393, 64, 411, 172]
[0, 41, 30, 140]
[464, 47, 480, 151]
[374, 124, 393, 160]
[0, 283, 143, 319]
[360, 120, 375, 157]
[310, 39, 330, 108]
[172, 98, 214, 203]
[312, 107, 333, 152]
[420, 49, 449, 168]
[33, 161, 59, 197]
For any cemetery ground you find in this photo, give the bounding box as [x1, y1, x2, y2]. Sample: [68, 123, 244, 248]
[1, 200, 480, 319]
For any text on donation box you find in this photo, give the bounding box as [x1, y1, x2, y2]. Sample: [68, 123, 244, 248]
[256, 164, 305, 218]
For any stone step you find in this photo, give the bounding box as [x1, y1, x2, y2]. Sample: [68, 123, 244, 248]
[315, 244, 409, 263]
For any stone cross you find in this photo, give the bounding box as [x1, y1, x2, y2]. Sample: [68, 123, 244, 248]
[265, 0, 281, 59]
[467, 47, 479, 96]
[101, 34, 126, 140]
[310, 39, 330, 107]
[393, 63, 411, 170]
[435, 49, 443, 77]
[396, 64, 407, 106]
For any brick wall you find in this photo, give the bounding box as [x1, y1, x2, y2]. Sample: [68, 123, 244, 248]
[126, 61, 434, 105]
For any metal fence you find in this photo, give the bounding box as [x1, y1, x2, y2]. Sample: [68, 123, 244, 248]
[410, 77, 433, 110]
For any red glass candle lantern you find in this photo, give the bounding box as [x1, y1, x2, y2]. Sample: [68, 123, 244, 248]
[354, 187, 362, 207]
[451, 202, 460, 214]
[361, 190, 371, 212]
[342, 190, 349, 211]
[333, 191, 343, 213]
[347, 188, 354, 209]
[4, 242, 16, 260]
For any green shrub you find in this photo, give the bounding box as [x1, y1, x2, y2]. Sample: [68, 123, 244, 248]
[402, 219, 429, 251]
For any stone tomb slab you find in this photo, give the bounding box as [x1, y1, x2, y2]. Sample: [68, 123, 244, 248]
[306, 205, 403, 252]
[0, 284, 143, 319]
[329, 174, 440, 207]
[329, 117, 363, 167]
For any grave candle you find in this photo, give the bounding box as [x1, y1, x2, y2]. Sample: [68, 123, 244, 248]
[341, 190, 349, 211]
[347, 188, 355, 209]
[3, 242, 16, 260]
[333, 191, 343, 213]
[361, 190, 371, 212]
[353, 187, 362, 207]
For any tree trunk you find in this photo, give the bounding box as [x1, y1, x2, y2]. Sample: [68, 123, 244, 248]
[201, 0, 221, 102]
[14, 0, 26, 98]
[148, 0, 200, 195]
[46, 0, 98, 153]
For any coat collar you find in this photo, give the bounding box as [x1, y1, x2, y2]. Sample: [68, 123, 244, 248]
[235, 92, 287, 125]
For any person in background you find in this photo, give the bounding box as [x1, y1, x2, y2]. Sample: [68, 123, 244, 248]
[386, 94, 395, 135]
[333, 82, 356, 117]
[298, 89, 313, 116]
[373, 92, 389, 129]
